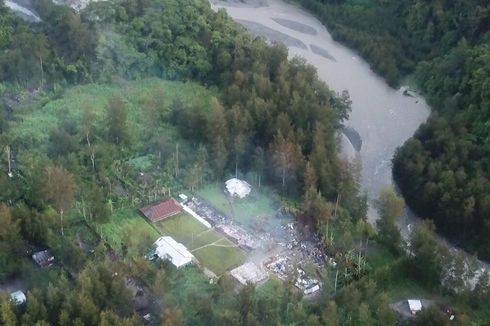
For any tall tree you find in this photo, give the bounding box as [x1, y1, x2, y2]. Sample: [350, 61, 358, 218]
[410, 221, 448, 287]
[271, 131, 303, 193]
[106, 96, 129, 145]
[44, 166, 77, 236]
[375, 189, 405, 255]
[0, 295, 16, 326]
[161, 308, 184, 326]
[0, 205, 23, 281]
[252, 146, 265, 189]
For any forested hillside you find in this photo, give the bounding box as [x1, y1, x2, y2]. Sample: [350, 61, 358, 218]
[0, 0, 367, 324]
[298, 0, 490, 260]
[1, 0, 490, 324]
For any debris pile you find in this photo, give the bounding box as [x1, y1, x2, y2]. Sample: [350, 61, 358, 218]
[186, 197, 260, 250]
[186, 197, 226, 225]
[230, 262, 268, 285]
[295, 268, 321, 295]
[266, 256, 293, 280]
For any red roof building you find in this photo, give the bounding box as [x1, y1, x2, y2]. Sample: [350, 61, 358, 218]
[140, 198, 182, 222]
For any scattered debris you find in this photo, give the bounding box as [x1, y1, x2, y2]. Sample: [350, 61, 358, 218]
[230, 262, 268, 285]
[266, 256, 293, 280]
[32, 250, 55, 268]
[294, 268, 321, 295]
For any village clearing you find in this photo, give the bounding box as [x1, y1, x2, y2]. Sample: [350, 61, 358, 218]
[155, 213, 246, 276]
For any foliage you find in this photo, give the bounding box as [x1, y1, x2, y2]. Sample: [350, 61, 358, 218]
[296, 0, 490, 260]
[375, 189, 405, 255]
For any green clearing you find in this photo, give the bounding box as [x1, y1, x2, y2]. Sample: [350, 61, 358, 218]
[98, 208, 159, 250]
[366, 243, 397, 270]
[155, 213, 246, 275]
[384, 277, 433, 301]
[154, 213, 221, 250]
[197, 183, 282, 232]
[192, 244, 246, 276]
[10, 78, 216, 150]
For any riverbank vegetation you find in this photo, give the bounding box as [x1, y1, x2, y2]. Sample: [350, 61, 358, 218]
[297, 0, 490, 261]
[1, 0, 489, 324]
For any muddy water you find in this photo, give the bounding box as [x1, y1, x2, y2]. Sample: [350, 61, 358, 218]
[211, 0, 430, 223]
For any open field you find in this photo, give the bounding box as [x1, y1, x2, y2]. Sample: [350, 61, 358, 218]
[98, 208, 159, 250]
[197, 183, 283, 232]
[10, 78, 216, 151]
[155, 213, 246, 275]
[154, 213, 225, 250]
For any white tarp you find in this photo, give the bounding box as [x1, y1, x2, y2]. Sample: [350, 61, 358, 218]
[225, 178, 251, 198]
[154, 236, 194, 268]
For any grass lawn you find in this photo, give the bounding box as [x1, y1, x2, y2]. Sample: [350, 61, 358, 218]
[98, 208, 159, 250]
[197, 183, 282, 232]
[10, 78, 216, 151]
[384, 277, 433, 301]
[193, 244, 246, 276]
[154, 213, 215, 249]
[155, 213, 246, 275]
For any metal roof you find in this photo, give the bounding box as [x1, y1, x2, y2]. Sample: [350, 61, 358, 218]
[154, 236, 194, 268]
[140, 198, 181, 222]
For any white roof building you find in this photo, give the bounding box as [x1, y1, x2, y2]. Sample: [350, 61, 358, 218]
[154, 236, 194, 268]
[408, 300, 422, 314]
[10, 291, 26, 305]
[225, 178, 251, 198]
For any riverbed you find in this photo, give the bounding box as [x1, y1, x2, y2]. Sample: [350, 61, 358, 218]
[211, 0, 431, 224]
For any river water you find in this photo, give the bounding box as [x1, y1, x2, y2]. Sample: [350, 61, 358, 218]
[211, 0, 431, 223]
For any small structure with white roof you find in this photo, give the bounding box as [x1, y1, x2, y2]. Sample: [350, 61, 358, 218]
[153, 236, 195, 268]
[10, 290, 26, 305]
[225, 178, 251, 199]
[408, 300, 422, 315]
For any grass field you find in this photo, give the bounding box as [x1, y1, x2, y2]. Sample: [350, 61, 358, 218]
[197, 183, 282, 232]
[98, 208, 159, 250]
[10, 78, 216, 151]
[155, 213, 246, 275]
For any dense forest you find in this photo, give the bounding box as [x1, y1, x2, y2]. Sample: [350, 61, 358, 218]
[297, 0, 490, 260]
[0, 0, 489, 324]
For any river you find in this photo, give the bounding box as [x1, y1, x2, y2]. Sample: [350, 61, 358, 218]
[211, 0, 430, 224]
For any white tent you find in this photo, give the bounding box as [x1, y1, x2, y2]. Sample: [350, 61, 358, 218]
[154, 236, 195, 268]
[10, 291, 26, 305]
[225, 178, 251, 198]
